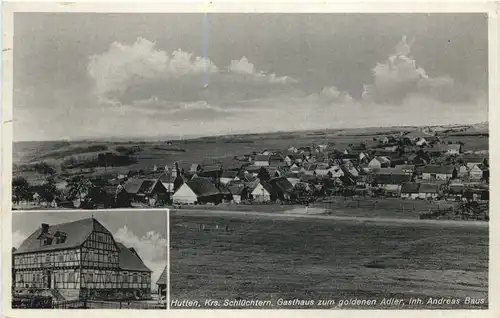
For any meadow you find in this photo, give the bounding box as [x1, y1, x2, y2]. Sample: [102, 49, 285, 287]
[170, 213, 488, 309]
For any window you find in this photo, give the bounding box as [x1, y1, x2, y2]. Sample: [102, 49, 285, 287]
[105, 272, 112, 283]
[68, 272, 75, 282]
[87, 273, 94, 282]
[42, 237, 53, 246]
[132, 273, 138, 283]
[58, 254, 64, 262]
[45, 254, 51, 263]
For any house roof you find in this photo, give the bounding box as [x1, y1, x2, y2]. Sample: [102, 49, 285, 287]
[185, 178, 220, 197]
[14, 218, 109, 254]
[372, 167, 407, 175]
[401, 182, 420, 193]
[418, 183, 440, 193]
[227, 183, 246, 195]
[123, 179, 148, 194]
[156, 265, 167, 286]
[394, 164, 416, 171]
[116, 242, 152, 272]
[422, 165, 456, 174]
[269, 177, 294, 194]
[374, 174, 411, 185]
[221, 170, 239, 178]
[254, 155, 270, 161]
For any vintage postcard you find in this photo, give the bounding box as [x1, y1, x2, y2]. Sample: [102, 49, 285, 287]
[1, 1, 498, 317]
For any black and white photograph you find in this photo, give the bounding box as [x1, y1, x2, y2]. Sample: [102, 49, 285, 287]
[11, 210, 168, 309]
[4, 3, 494, 312]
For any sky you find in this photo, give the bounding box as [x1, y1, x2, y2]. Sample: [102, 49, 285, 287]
[12, 211, 168, 287]
[13, 13, 488, 141]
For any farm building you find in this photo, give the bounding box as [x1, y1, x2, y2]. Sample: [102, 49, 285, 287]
[268, 177, 294, 201]
[400, 183, 420, 199]
[394, 164, 415, 176]
[368, 157, 390, 169]
[417, 183, 440, 200]
[421, 165, 457, 181]
[254, 155, 271, 167]
[219, 171, 239, 185]
[249, 180, 274, 202]
[372, 174, 411, 196]
[227, 183, 248, 203]
[12, 218, 152, 301]
[468, 164, 486, 181]
[123, 178, 169, 205]
[447, 144, 462, 155]
[172, 178, 222, 205]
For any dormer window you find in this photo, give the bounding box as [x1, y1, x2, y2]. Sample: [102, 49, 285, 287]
[54, 231, 67, 244]
[42, 237, 53, 246]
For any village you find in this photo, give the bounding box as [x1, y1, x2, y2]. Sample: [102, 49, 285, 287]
[12, 125, 489, 221]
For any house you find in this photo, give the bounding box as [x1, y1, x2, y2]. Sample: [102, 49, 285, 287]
[285, 172, 301, 186]
[447, 144, 462, 155]
[284, 155, 296, 166]
[457, 165, 469, 178]
[394, 164, 415, 176]
[227, 183, 248, 203]
[123, 178, 169, 205]
[219, 171, 239, 184]
[372, 174, 411, 196]
[268, 177, 294, 201]
[189, 163, 202, 174]
[447, 184, 465, 200]
[368, 156, 390, 169]
[417, 183, 440, 200]
[400, 182, 420, 199]
[249, 180, 274, 202]
[254, 155, 270, 167]
[468, 164, 485, 181]
[462, 156, 488, 169]
[421, 165, 457, 181]
[12, 218, 152, 301]
[172, 178, 222, 204]
[269, 154, 285, 166]
[372, 167, 407, 175]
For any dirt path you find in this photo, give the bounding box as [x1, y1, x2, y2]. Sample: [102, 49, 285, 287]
[171, 208, 488, 228]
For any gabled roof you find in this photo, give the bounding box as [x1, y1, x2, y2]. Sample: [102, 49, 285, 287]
[374, 174, 411, 185]
[116, 242, 151, 272]
[254, 155, 270, 161]
[401, 182, 420, 193]
[227, 183, 247, 195]
[422, 165, 456, 174]
[185, 178, 220, 197]
[418, 183, 440, 193]
[14, 218, 108, 254]
[269, 177, 294, 194]
[221, 170, 239, 178]
[156, 266, 167, 286]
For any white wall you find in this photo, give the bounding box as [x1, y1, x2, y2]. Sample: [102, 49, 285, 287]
[172, 184, 198, 204]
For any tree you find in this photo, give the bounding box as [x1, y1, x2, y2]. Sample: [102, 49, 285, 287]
[290, 183, 315, 204]
[66, 176, 94, 201]
[12, 176, 31, 203]
[34, 161, 56, 175]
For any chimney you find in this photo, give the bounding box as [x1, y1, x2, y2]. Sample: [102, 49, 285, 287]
[41, 223, 49, 233]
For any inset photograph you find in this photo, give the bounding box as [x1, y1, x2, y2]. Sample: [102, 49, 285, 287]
[11, 210, 168, 309]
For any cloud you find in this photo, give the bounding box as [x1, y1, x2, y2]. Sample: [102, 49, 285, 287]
[362, 36, 477, 104]
[113, 226, 167, 289]
[228, 56, 298, 84]
[87, 38, 218, 101]
[12, 230, 27, 249]
[311, 86, 354, 104]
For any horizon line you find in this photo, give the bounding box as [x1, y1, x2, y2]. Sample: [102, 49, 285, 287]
[13, 121, 487, 143]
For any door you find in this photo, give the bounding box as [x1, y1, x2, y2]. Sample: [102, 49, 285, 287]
[45, 270, 51, 289]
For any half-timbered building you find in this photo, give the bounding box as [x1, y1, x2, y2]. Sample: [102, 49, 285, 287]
[12, 218, 152, 301]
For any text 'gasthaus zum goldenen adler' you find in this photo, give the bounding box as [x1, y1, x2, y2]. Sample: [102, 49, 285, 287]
[170, 297, 486, 308]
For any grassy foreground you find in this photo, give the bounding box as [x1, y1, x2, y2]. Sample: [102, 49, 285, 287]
[170, 213, 488, 309]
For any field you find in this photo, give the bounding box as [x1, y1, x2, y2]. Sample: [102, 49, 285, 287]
[170, 212, 488, 309]
[13, 125, 489, 184]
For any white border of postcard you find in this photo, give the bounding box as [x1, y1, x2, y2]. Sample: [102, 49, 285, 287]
[2, 1, 499, 318]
